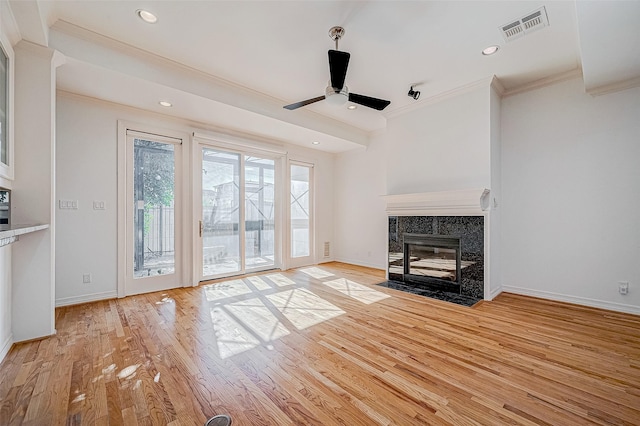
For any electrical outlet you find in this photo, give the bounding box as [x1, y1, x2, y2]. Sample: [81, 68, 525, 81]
[619, 281, 629, 295]
[83, 274, 91, 284]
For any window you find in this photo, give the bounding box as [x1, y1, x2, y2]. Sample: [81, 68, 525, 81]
[289, 162, 314, 267]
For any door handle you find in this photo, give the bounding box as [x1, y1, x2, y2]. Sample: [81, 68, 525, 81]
[199, 220, 203, 238]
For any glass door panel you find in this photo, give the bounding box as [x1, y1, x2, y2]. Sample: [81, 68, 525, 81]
[125, 130, 182, 296]
[202, 148, 241, 277]
[133, 139, 176, 278]
[290, 164, 311, 260]
[245, 156, 275, 270]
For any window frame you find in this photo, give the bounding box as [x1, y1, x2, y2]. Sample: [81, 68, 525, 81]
[0, 29, 14, 184]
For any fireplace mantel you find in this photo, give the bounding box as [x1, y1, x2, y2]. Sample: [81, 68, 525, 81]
[382, 188, 490, 216]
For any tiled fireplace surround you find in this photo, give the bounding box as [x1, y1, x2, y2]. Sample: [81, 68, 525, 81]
[382, 189, 493, 302]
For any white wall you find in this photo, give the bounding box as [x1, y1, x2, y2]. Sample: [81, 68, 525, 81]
[11, 42, 60, 341]
[55, 93, 119, 305]
[56, 92, 335, 305]
[501, 78, 640, 313]
[386, 86, 491, 195]
[333, 136, 388, 269]
[334, 85, 493, 270]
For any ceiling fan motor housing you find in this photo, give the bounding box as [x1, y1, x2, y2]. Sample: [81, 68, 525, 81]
[325, 84, 349, 105]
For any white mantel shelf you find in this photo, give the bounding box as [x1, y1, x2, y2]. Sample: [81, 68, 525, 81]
[0, 224, 50, 247]
[382, 188, 491, 216]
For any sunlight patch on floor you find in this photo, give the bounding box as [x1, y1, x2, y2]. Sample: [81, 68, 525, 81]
[204, 279, 252, 301]
[245, 275, 272, 291]
[323, 278, 391, 304]
[264, 273, 296, 287]
[299, 267, 335, 279]
[267, 288, 345, 330]
[210, 306, 261, 359]
[226, 298, 290, 342]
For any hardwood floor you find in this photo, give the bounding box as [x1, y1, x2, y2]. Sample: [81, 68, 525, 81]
[1, 262, 639, 425]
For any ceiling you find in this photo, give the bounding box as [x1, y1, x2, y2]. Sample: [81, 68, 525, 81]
[6, 1, 640, 153]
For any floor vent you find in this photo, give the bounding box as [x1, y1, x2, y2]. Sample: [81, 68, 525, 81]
[323, 242, 330, 258]
[500, 6, 549, 42]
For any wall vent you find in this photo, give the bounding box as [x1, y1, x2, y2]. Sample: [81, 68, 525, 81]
[500, 6, 549, 42]
[323, 241, 330, 258]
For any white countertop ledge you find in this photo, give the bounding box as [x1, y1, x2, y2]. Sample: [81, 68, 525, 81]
[0, 224, 50, 246]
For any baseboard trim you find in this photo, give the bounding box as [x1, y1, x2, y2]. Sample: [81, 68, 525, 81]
[0, 334, 14, 364]
[332, 257, 386, 271]
[502, 285, 640, 315]
[55, 290, 118, 307]
[488, 286, 502, 301]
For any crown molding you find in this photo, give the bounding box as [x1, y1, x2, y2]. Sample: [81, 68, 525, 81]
[586, 75, 640, 97]
[490, 75, 505, 97]
[383, 76, 494, 120]
[1, 0, 21, 45]
[14, 39, 64, 65]
[502, 68, 583, 97]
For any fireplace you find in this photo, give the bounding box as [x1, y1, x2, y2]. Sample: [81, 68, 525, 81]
[388, 216, 484, 300]
[403, 233, 461, 293]
[383, 190, 492, 304]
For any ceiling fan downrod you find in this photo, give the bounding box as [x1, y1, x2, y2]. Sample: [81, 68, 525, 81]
[329, 26, 345, 50]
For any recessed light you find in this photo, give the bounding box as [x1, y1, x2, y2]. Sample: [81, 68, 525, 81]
[347, 105, 357, 110]
[311, 141, 320, 145]
[137, 9, 158, 24]
[159, 100, 172, 107]
[482, 45, 500, 56]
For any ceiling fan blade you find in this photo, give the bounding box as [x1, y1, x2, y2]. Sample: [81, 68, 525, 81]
[348, 93, 391, 111]
[328, 50, 350, 90]
[283, 95, 326, 110]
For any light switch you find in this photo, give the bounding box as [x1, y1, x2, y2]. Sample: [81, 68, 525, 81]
[59, 200, 79, 209]
[93, 201, 106, 210]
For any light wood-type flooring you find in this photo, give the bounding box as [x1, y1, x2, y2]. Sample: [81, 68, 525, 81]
[1, 262, 639, 425]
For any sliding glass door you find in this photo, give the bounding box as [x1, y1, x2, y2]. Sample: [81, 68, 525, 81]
[201, 149, 241, 277]
[199, 146, 277, 281]
[244, 156, 276, 269]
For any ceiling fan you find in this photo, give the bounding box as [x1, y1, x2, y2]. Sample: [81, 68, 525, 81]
[284, 26, 391, 111]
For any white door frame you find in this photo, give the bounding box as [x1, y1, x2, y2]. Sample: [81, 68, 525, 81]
[117, 121, 191, 297]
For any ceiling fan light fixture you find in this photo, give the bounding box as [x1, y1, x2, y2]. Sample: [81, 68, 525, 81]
[137, 9, 158, 24]
[325, 85, 348, 106]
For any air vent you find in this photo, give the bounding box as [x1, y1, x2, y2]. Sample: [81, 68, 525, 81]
[500, 6, 549, 42]
[323, 241, 330, 258]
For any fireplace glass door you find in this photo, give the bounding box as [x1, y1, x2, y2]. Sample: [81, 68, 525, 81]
[403, 233, 461, 291]
[407, 245, 458, 282]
